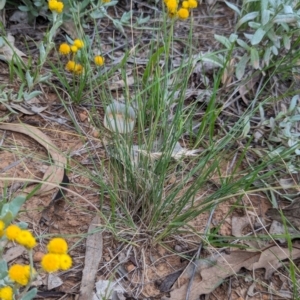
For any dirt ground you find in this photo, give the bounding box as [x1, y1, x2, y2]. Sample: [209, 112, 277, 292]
[0, 1, 299, 299]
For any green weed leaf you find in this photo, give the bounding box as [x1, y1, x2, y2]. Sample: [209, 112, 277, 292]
[236, 12, 259, 29]
[22, 288, 37, 300]
[236, 54, 249, 80]
[251, 27, 266, 45]
[224, 1, 241, 15]
[0, 0, 6, 10]
[250, 47, 260, 69]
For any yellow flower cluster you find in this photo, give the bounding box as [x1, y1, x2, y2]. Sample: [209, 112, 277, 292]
[41, 238, 72, 273]
[164, 0, 198, 19]
[8, 264, 32, 286]
[4, 224, 36, 249]
[59, 39, 84, 56]
[48, 0, 64, 13]
[0, 286, 13, 300]
[58, 39, 85, 74]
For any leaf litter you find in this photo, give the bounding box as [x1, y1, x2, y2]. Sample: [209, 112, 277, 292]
[1, 1, 300, 299]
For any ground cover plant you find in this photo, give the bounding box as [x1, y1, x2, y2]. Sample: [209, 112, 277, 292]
[1, 0, 300, 299]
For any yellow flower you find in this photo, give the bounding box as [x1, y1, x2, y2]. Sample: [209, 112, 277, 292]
[0, 286, 13, 300]
[48, 0, 64, 13]
[182, 0, 189, 8]
[188, 0, 198, 8]
[6, 224, 21, 241]
[59, 254, 72, 270]
[74, 64, 84, 75]
[94, 55, 105, 66]
[41, 253, 60, 273]
[59, 43, 70, 55]
[73, 39, 84, 49]
[0, 220, 5, 231]
[16, 230, 36, 249]
[55, 1, 64, 13]
[70, 45, 78, 53]
[65, 60, 76, 72]
[178, 7, 189, 19]
[0, 220, 5, 238]
[103, 0, 110, 2]
[166, 0, 178, 13]
[8, 264, 30, 286]
[48, 0, 58, 11]
[47, 238, 68, 254]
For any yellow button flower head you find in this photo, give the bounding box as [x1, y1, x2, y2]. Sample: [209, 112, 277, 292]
[178, 7, 189, 19]
[70, 45, 78, 53]
[8, 264, 31, 286]
[16, 230, 36, 249]
[103, 0, 111, 3]
[65, 60, 76, 72]
[0, 286, 13, 300]
[47, 238, 68, 254]
[59, 254, 72, 270]
[55, 1, 64, 13]
[182, 0, 189, 8]
[166, 0, 178, 13]
[6, 224, 21, 241]
[41, 253, 60, 273]
[48, 0, 58, 11]
[48, 0, 64, 13]
[74, 64, 84, 75]
[94, 55, 105, 66]
[73, 39, 84, 49]
[188, 0, 198, 8]
[59, 43, 71, 55]
[0, 220, 5, 237]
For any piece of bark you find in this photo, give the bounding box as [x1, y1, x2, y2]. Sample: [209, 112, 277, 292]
[79, 215, 103, 300]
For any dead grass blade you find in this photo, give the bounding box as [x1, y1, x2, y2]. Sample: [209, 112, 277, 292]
[0, 122, 66, 195]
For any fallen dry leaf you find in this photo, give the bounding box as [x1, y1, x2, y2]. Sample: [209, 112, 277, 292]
[0, 33, 27, 65]
[164, 243, 300, 299]
[0, 122, 66, 195]
[267, 200, 300, 230]
[79, 215, 103, 300]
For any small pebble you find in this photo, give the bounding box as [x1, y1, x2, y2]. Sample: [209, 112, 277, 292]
[174, 245, 182, 252]
[79, 111, 88, 122]
[33, 251, 45, 262]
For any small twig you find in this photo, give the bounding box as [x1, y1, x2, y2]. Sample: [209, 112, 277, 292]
[185, 204, 217, 300]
